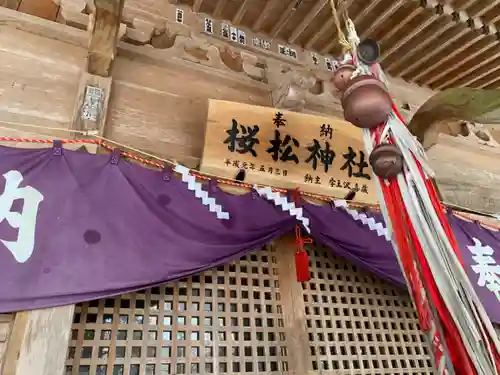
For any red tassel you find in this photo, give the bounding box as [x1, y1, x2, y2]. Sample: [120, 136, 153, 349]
[289, 190, 312, 282]
[295, 250, 310, 282]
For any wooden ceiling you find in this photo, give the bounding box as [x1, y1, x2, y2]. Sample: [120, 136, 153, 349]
[187, 0, 500, 90]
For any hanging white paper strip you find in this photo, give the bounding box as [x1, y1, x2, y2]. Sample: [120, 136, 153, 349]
[333, 199, 390, 241]
[253, 185, 310, 233]
[174, 165, 230, 220]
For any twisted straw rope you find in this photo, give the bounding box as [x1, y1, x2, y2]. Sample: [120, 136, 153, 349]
[328, 0, 350, 52]
[1, 121, 499, 230]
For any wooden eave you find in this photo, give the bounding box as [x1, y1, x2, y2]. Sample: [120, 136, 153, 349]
[189, 0, 500, 90]
[7, 0, 500, 91]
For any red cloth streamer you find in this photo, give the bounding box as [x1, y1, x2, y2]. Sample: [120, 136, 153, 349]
[378, 105, 494, 375]
[290, 189, 312, 282]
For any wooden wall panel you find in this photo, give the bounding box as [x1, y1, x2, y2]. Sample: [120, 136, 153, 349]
[0, 27, 84, 135]
[107, 57, 272, 166]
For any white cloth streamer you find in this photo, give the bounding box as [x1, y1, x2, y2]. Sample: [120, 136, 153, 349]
[253, 185, 310, 233]
[174, 165, 230, 220]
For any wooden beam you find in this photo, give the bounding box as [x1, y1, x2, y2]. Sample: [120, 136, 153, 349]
[213, 0, 227, 18]
[411, 33, 484, 83]
[305, 18, 333, 50]
[445, 51, 500, 88]
[361, 0, 413, 41]
[379, 12, 439, 63]
[232, 0, 249, 24]
[193, 0, 203, 12]
[469, 0, 500, 18]
[87, 0, 125, 77]
[269, 0, 297, 38]
[288, 0, 327, 44]
[429, 36, 497, 88]
[454, 0, 480, 11]
[385, 19, 455, 74]
[350, 0, 384, 26]
[479, 72, 500, 89]
[252, 0, 280, 31]
[397, 27, 469, 78]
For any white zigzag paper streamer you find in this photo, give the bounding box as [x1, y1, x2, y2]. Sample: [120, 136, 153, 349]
[174, 165, 230, 220]
[333, 200, 390, 241]
[253, 185, 310, 233]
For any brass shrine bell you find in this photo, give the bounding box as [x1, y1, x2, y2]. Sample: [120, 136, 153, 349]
[341, 75, 392, 129]
[331, 64, 356, 92]
[368, 143, 403, 179]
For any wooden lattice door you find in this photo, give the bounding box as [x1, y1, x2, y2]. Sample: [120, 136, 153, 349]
[65, 241, 435, 375]
[65, 246, 290, 375]
[303, 246, 433, 375]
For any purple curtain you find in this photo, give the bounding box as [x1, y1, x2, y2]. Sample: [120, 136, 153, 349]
[0, 144, 499, 325]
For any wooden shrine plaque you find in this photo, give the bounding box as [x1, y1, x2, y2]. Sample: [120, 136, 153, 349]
[200, 100, 377, 204]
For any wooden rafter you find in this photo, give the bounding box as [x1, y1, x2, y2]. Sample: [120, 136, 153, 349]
[193, 0, 203, 13]
[213, 0, 227, 18]
[252, 0, 280, 31]
[385, 19, 455, 74]
[429, 37, 498, 88]
[379, 10, 439, 63]
[478, 70, 500, 89]
[411, 33, 485, 83]
[305, 18, 333, 50]
[396, 27, 469, 77]
[489, 12, 500, 24]
[269, 0, 298, 38]
[288, 0, 327, 44]
[456, 0, 481, 11]
[87, 0, 125, 77]
[232, 0, 249, 24]
[469, 0, 500, 18]
[444, 50, 500, 89]
[367, 1, 422, 44]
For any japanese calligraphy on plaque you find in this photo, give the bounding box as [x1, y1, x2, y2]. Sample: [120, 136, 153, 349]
[81, 85, 104, 122]
[200, 100, 377, 204]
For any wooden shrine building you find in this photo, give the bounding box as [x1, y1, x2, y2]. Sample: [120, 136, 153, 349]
[1, 0, 500, 374]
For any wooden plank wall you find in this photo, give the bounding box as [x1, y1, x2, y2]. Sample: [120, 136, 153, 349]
[0, 25, 83, 146]
[108, 56, 271, 167]
[0, 23, 272, 167]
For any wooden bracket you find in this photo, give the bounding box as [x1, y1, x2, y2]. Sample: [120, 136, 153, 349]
[87, 0, 125, 77]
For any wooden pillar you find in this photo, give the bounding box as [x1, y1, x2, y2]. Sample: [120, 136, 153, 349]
[1, 2, 124, 375]
[275, 235, 311, 375]
[2, 308, 75, 375]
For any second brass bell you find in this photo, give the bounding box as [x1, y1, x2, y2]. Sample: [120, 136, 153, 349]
[368, 143, 403, 179]
[341, 75, 392, 129]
